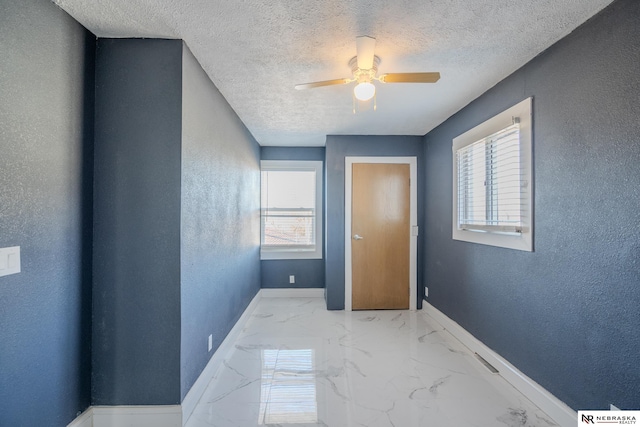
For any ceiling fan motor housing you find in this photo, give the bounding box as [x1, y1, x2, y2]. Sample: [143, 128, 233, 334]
[349, 55, 380, 84]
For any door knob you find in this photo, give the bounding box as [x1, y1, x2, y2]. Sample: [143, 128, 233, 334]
[353, 234, 364, 240]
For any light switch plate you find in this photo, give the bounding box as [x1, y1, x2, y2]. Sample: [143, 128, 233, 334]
[0, 246, 20, 277]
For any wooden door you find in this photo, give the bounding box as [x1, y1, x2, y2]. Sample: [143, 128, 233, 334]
[351, 163, 410, 310]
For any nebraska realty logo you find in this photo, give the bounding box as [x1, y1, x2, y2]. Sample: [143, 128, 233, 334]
[579, 411, 639, 425]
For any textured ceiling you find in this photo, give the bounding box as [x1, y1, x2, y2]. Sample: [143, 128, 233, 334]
[53, 0, 614, 146]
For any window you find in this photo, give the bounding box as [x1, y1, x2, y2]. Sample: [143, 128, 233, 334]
[260, 160, 322, 260]
[452, 97, 533, 251]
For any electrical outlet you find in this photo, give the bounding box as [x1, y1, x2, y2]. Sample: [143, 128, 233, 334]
[289, 275, 295, 284]
[0, 246, 20, 277]
[208, 334, 213, 352]
[425, 286, 429, 297]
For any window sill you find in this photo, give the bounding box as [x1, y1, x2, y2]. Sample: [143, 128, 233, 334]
[453, 228, 532, 252]
[260, 248, 323, 261]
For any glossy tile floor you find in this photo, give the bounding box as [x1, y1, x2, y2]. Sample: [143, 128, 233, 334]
[186, 297, 558, 427]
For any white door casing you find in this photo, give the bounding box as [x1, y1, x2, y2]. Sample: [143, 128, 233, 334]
[344, 156, 418, 311]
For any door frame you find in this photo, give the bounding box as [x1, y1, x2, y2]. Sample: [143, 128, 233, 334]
[345, 156, 418, 311]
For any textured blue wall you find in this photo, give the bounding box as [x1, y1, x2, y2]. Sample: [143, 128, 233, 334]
[261, 147, 325, 161]
[0, 0, 94, 424]
[93, 39, 183, 405]
[180, 46, 261, 399]
[260, 147, 326, 289]
[325, 136, 425, 310]
[261, 260, 325, 288]
[423, 0, 640, 410]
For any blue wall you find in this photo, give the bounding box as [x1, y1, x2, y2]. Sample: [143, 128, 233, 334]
[180, 46, 261, 399]
[0, 0, 94, 424]
[261, 260, 325, 289]
[423, 0, 640, 410]
[261, 147, 325, 161]
[93, 39, 183, 405]
[260, 147, 326, 289]
[93, 39, 262, 405]
[1, 11, 261, 417]
[324, 136, 425, 310]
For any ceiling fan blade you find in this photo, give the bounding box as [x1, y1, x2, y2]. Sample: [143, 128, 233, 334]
[295, 78, 352, 90]
[379, 72, 441, 83]
[356, 36, 376, 70]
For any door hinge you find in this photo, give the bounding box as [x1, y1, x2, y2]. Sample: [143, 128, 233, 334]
[411, 225, 419, 236]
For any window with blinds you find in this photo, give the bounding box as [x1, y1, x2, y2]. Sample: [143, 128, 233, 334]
[452, 98, 533, 251]
[456, 121, 523, 233]
[260, 160, 323, 259]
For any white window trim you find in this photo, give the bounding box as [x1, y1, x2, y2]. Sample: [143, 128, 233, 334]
[452, 97, 533, 252]
[260, 160, 323, 260]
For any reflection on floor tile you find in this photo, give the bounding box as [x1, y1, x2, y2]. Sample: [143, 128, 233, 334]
[185, 297, 558, 427]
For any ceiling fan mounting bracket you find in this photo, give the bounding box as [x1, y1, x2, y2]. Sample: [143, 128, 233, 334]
[349, 55, 380, 83]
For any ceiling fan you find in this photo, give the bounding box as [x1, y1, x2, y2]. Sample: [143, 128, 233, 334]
[295, 36, 440, 104]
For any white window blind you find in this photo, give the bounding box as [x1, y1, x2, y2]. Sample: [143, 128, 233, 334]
[260, 160, 323, 260]
[456, 121, 525, 233]
[261, 169, 316, 247]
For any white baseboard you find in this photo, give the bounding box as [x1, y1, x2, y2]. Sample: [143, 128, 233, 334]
[181, 290, 262, 425]
[67, 291, 264, 427]
[260, 288, 324, 298]
[67, 408, 93, 427]
[68, 405, 182, 427]
[183, 288, 323, 423]
[67, 288, 324, 427]
[422, 301, 576, 427]
[92, 406, 182, 427]
[182, 288, 323, 421]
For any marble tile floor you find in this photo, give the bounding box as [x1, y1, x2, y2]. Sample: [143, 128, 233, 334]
[185, 297, 558, 427]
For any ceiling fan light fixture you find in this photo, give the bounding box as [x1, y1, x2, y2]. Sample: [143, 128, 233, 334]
[294, 38, 439, 108]
[354, 81, 375, 101]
